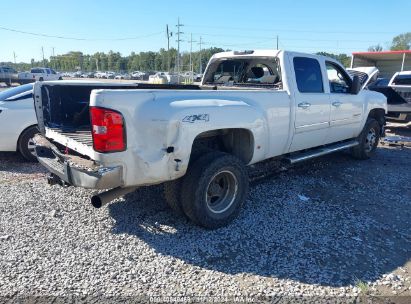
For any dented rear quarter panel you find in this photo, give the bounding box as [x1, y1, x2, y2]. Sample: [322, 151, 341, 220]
[89, 89, 292, 186]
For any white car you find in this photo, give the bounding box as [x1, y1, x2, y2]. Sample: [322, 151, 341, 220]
[114, 74, 131, 80]
[149, 72, 178, 84]
[130, 71, 146, 80]
[0, 84, 38, 161]
[106, 71, 116, 79]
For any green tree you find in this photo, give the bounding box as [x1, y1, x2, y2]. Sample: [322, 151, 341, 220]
[390, 32, 411, 50]
[368, 44, 383, 52]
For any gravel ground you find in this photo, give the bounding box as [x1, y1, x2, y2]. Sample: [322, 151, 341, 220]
[0, 123, 410, 303]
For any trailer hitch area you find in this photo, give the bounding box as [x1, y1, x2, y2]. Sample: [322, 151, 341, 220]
[47, 173, 70, 187]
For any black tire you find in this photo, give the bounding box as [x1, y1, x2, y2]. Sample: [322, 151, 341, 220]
[163, 147, 213, 215]
[58, 77, 63, 80]
[164, 179, 184, 214]
[39, 77, 44, 81]
[181, 151, 249, 229]
[351, 118, 381, 160]
[18, 126, 39, 162]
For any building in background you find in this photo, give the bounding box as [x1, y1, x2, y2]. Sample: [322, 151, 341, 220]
[351, 50, 411, 78]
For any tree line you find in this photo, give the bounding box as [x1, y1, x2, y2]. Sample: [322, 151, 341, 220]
[1, 47, 225, 73]
[2, 32, 410, 73]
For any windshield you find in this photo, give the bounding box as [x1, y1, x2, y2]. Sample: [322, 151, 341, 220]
[204, 58, 282, 88]
[392, 74, 411, 85]
[0, 84, 33, 101]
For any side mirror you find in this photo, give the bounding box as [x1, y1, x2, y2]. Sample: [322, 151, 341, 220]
[350, 75, 361, 94]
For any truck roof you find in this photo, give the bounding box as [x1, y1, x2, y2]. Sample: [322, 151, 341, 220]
[209, 49, 341, 64]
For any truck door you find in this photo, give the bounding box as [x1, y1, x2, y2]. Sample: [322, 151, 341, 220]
[324, 61, 363, 143]
[289, 56, 330, 152]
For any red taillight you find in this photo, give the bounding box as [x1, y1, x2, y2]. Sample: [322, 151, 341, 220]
[90, 107, 126, 153]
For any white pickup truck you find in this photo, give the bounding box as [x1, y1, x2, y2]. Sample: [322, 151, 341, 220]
[33, 50, 387, 229]
[18, 67, 62, 84]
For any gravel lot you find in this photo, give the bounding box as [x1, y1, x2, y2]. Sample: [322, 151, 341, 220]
[0, 123, 410, 302]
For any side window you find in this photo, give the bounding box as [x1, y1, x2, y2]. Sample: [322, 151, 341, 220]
[293, 57, 323, 93]
[326, 62, 351, 94]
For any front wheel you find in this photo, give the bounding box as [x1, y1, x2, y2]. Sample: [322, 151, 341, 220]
[351, 118, 381, 160]
[181, 152, 249, 229]
[18, 126, 39, 162]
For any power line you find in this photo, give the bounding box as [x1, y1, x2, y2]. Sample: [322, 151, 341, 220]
[190, 32, 385, 44]
[0, 26, 163, 41]
[185, 24, 399, 35]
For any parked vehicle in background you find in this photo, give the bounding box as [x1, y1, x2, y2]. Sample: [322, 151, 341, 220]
[60, 72, 71, 78]
[106, 71, 116, 79]
[18, 68, 62, 84]
[349, 67, 411, 122]
[72, 71, 82, 78]
[0, 66, 18, 86]
[149, 72, 178, 84]
[195, 73, 203, 82]
[95, 71, 105, 79]
[80, 72, 95, 78]
[0, 83, 38, 161]
[114, 74, 131, 80]
[34, 50, 387, 229]
[130, 71, 147, 80]
[181, 71, 202, 82]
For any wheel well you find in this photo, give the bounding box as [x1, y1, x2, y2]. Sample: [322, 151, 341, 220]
[368, 108, 385, 127]
[191, 128, 254, 164]
[16, 124, 38, 151]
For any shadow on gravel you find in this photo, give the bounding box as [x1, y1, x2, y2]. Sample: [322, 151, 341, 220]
[0, 152, 45, 174]
[109, 149, 411, 288]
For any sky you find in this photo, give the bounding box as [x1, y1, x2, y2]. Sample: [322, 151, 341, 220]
[1, 0, 410, 63]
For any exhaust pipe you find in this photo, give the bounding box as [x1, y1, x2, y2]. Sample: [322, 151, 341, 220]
[91, 187, 138, 208]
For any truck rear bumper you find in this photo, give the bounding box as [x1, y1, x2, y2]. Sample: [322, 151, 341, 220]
[34, 134, 123, 189]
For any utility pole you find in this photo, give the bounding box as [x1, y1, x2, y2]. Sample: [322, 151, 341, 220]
[189, 33, 197, 83]
[41, 46, 45, 67]
[276, 35, 279, 49]
[198, 36, 203, 74]
[51, 47, 55, 69]
[166, 24, 172, 72]
[176, 17, 184, 82]
[13, 51, 17, 64]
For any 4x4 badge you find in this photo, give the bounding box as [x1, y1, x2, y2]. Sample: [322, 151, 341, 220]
[182, 114, 210, 123]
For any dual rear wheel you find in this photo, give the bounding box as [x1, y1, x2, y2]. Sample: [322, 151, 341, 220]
[164, 152, 248, 229]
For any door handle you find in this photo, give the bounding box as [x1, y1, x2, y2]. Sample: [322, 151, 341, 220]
[298, 102, 311, 109]
[332, 101, 343, 107]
